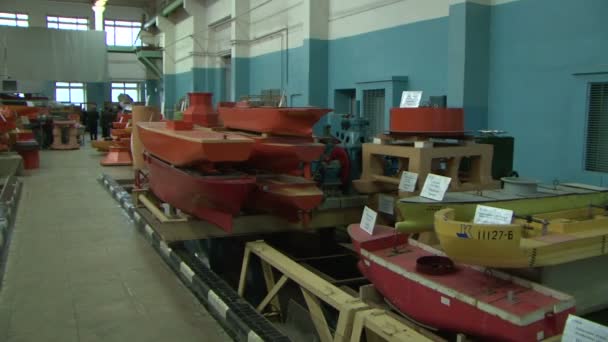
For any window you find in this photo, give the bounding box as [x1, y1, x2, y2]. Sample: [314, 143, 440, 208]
[104, 20, 141, 46]
[111, 82, 140, 102]
[47, 16, 89, 31]
[0, 12, 28, 27]
[55, 82, 85, 103]
[585, 82, 608, 172]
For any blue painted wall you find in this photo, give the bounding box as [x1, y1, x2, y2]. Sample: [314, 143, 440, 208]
[487, 0, 608, 184]
[164, 68, 226, 116]
[247, 46, 306, 106]
[328, 17, 449, 111]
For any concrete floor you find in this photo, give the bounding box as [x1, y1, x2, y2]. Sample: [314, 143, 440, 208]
[0, 145, 231, 341]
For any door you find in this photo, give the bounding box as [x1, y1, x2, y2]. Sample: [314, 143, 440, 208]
[363, 89, 386, 136]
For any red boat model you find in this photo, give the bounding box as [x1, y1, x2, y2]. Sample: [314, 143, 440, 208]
[183, 92, 219, 127]
[137, 121, 254, 166]
[348, 224, 574, 341]
[218, 102, 331, 137]
[145, 153, 256, 232]
[390, 107, 464, 135]
[244, 134, 324, 177]
[248, 175, 323, 224]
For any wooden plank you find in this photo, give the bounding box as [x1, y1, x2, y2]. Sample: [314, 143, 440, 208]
[138, 193, 188, 223]
[237, 246, 251, 297]
[301, 288, 334, 342]
[350, 309, 438, 342]
[137, 208, 294, 242]
[335, 301, 372, 342]
[256, 275, 288, 313]
[261, 261, 282, 314]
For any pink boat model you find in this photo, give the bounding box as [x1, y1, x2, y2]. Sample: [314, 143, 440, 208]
[137, 121, 254, 167]
[218, 101, 331, 137]
[145, 153, 256, 232]
[348, 224, 575, 341]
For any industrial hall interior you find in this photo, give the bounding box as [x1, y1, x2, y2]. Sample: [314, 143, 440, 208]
[0, 0, 607, 341]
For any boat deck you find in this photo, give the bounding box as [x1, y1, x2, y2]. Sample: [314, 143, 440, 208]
[361, 234, 572, 322]
[0, 144, 229, 341]
[399, 183, 606, 204]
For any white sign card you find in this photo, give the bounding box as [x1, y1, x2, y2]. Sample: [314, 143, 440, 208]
[420, 174, 451, 201]
[473, 205, 514, 225]
[400, 91, 423, 108]
[378, 194, 394, 215]
[562, 314, 608, 342]
[360, 206, 378, 235]
[399, 171, 418, 192]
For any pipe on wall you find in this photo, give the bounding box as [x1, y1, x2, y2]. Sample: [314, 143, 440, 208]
[161, 0, 183, 17]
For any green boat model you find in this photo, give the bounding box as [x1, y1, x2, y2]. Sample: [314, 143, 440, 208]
[395, 179, 608, 233]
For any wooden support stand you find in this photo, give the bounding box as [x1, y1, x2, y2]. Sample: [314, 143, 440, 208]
[238, 241, 439, 342]
[353, 141, 500, 195]
[239, 241, 370, 342]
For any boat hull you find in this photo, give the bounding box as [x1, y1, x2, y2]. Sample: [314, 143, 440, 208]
[145, 154, 256, 232]
[434, 207, 608, 268]
[218, 106, 331, 137]
[395, 185, 608, 232]
[349, 224, 574, 342]
[137, 122, 254, 166]
[248, 175, 323, 222]
[247, 136, 324, 175]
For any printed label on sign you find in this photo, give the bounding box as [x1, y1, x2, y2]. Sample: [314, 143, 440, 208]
[440, 296, 450, 306]
[420, 174, 451, 201]
[360, 206, 378, 235]
[562, 314, 608, 341]
[378, 194, 394, 215]
[400, 91, 423, 108]
[399, 171, 418, 192]
[473, 205, 514, 225]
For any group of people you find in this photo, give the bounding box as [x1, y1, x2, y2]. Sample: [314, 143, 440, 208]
[83, 103, 121, 141]
[84, 94, 135, 141]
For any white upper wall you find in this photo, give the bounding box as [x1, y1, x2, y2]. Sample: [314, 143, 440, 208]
[246, 0, 304, 57]
[328, 0, 449, 40]
[108, 52, 147, 80]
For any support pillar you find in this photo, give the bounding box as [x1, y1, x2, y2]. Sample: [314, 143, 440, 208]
[231, 0, 250, 101]
[447, 0, 491, 131]
[303, 0, 329, 107]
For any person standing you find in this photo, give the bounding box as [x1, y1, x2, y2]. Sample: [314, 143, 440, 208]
[86, 104, 100, 141]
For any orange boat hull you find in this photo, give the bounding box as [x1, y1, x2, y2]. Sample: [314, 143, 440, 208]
[219, 106, 331, 137]
[248, 175, 323, 222]
[137, 122, 254, 166]
[246, 136, 324, 175]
